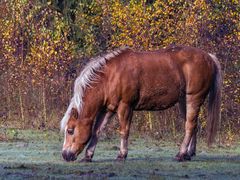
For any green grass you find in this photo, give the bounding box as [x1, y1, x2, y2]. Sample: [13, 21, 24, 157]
[0, 129, 239, 179]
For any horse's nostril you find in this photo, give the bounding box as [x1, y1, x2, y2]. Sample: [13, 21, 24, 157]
[62, 150, 68, 161]
[70, 153, 76, 161]
[62, 150, 76, 162]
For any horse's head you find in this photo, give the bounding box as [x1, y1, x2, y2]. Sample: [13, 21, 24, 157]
[62, 108, 92, 162]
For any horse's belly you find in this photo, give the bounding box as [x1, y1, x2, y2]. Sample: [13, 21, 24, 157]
[135, 86, 180, 111]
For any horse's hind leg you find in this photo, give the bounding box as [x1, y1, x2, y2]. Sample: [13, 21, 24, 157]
[81, 111, 113, 162]
[116, 102, 133, 161]
[179, 95, 198, 157]
[176, 94, 202, 161]
[178, 96, 186, 120]
[187, 126, 198, 157]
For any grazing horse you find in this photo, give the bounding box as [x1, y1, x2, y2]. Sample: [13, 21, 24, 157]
[61, 45, 222, 162]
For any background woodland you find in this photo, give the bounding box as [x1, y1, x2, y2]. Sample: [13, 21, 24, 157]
[0, 0, 239, 143]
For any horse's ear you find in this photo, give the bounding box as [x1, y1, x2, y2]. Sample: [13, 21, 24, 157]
[71, 108, 79, 119]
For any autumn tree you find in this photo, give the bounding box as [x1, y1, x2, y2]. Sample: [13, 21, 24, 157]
[0, 0, 75, 128]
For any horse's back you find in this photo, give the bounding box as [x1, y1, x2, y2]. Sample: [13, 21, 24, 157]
[138, 45, 216, 95]
[103, 46, 215, 111]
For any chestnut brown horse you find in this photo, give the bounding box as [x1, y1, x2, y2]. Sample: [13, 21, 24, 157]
[61, 45, 222, 162]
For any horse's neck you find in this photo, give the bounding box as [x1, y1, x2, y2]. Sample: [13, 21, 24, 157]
[80, 87, 103, 120]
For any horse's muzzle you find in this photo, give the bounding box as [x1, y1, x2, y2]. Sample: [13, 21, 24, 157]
[62, 150, 77, 162]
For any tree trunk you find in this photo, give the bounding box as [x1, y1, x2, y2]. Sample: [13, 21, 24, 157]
[42, 81, 47, 128]
[147, 112, 153, 131]
[171, 113, 176, 138]
[6, 79, 11, 120]
[18, 86, 25, 127]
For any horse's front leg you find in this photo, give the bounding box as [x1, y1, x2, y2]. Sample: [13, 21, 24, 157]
[81, 111, 113, 162]
[116, 102, 133, 161]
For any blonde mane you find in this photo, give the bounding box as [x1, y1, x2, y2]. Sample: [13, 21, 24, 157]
[61, 47, 129, 131]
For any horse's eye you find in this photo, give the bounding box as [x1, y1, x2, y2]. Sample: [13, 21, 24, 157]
[67, 128, 74, 135]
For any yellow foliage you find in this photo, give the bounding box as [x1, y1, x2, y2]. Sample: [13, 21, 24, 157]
[1, 0, 75, 84]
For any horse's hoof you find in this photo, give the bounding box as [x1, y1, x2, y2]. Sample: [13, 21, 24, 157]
[187, 151, 196, 157]
[116, 154, 127, 162]
[175, 153, 191, 162]
[80, 157, 92, 163]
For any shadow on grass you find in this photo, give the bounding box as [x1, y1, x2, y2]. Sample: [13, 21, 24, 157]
[194, 154, 240, 162]
[80, 153, 240, 163]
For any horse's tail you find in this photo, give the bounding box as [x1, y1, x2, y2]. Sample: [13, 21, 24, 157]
[207, 53, 222, 146]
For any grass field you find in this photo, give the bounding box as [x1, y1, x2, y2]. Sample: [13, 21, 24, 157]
[0, 129, 239, 179]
